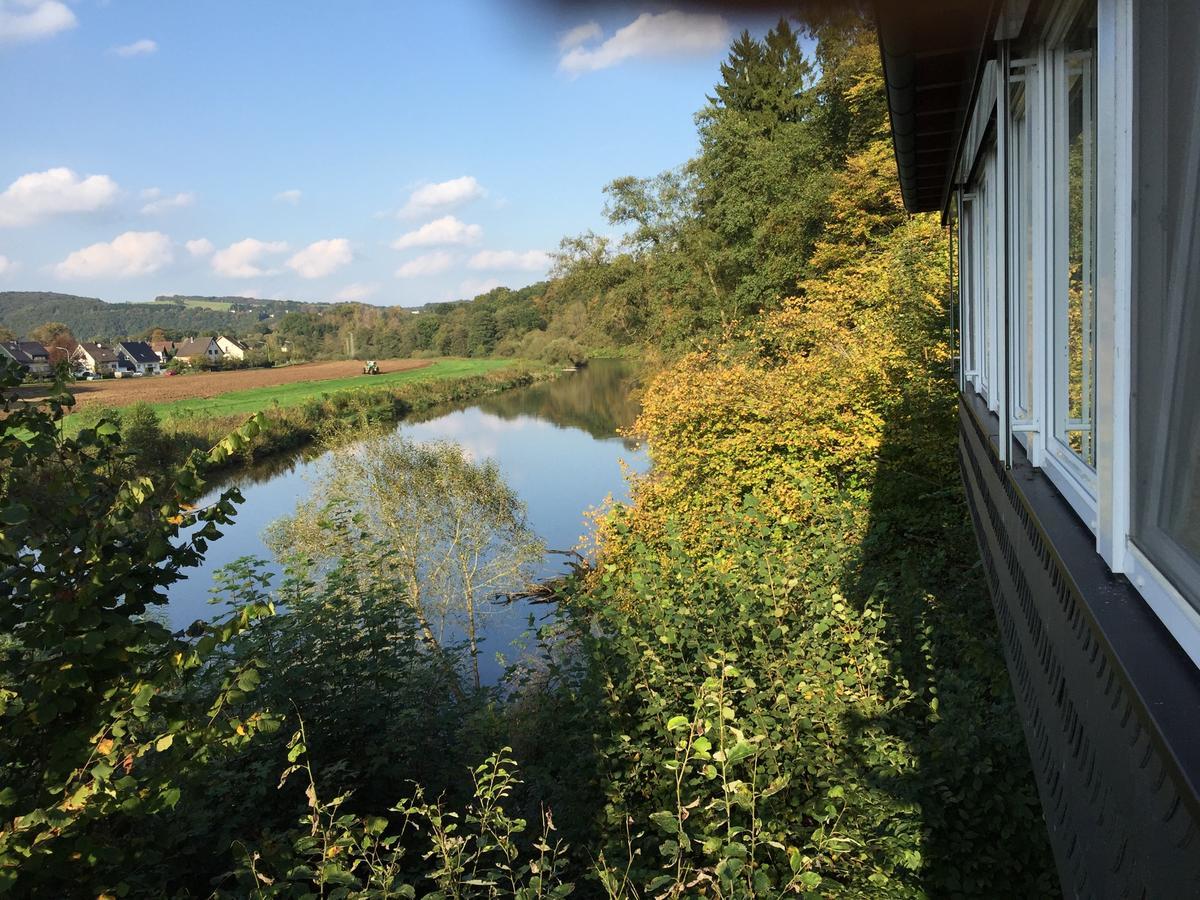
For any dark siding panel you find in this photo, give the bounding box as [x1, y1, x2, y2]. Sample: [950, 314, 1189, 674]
[958, 399, 1200, 897]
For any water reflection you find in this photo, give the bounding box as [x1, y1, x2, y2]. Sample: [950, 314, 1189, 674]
[409, 358, 643, 448]
[169, 359, 647, 683]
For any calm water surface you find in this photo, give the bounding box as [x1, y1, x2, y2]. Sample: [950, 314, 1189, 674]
[171, 359, 647, 681]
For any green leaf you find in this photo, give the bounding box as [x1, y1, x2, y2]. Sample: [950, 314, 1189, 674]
[155, 734, 174, 752]
[716, 856, 745, 883]
[648, 811, 679, 834]
[666, 714, 690, 732]
[724, 741, 756, 766]
[237, 668, 261, 692]
[0, 503, 28, 525]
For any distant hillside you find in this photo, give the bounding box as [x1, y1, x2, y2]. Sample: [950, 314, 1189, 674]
[0, 292, 326, 341]
[154, 295, 330, 315]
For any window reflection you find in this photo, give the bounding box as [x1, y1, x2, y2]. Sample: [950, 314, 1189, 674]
[1061, 13, 1097, 466]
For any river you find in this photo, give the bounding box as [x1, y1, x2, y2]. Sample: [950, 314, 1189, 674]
[170, 359, 648, 682]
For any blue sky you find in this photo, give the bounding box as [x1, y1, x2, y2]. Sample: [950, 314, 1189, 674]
[0, 1, 783, 307]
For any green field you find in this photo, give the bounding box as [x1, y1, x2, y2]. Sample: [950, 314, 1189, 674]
[150, 358, 517, 421]
[155, 298, 233, 311]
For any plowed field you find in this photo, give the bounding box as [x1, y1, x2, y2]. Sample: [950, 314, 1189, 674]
[24, 359, 432, 411]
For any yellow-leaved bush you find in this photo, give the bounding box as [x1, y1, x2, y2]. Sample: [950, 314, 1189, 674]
[572, 137, 1057, 896]
[607, 139, 950, 560]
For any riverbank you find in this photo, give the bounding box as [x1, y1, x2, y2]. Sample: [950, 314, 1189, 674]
[20, 358, 439, 413]
[69, 359, 557, 473]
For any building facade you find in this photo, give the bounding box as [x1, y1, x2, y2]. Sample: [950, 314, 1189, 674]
[171, 337, 221, 365]
[877, 0, 1200, 893]
[0, 341, 51, 378]
[71, 342, 118, 375]
[215, 335, 248, 360]
[115, 341, 162, 375]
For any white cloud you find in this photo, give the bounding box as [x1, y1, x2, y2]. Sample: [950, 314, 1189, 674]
[333, 281, 380, 302]
[391, 215, 482, 250]
[113, 38, 156, 57]
[211, 238, 288, 278]
[185, 237, 213, 257]
[0, 1, 76, 44]
[559, 21, 601, 50]
[459, 277, 501, 297]
[0, 254, 14, 275]
[559, 11, 729, 75]
[0, 167, 119, 227]
[400, 176, 484, 217]
[275, 188, 302, 205]
[395, 250, 453, 278]
[468, 249, 550, 272]
[286, 238, 352, 279]
[54, 230, 173, 280]
[140, 189, 195, 215]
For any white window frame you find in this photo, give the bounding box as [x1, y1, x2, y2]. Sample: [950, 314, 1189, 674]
[960, 192, 980, 389]
[998, 0, 1200, 667]
[965, 146, 1002, 410]
[1016, 0, 1098, 533]
[1008, 59, 1046, 460]
[1104, 0, 1200, 667]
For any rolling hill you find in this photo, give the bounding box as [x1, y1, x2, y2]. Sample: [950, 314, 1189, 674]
[0, 292, 330, 341]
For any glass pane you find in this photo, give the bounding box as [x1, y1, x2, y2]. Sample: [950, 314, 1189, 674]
[1132, 0, 1200, 608]
[1011, 79, 1034, 421]
[962, 198, 977, 376]
[1060, 13, 1097, 465]
[981, 162, 994, 400]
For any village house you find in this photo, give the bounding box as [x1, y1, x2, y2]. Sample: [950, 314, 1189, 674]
[0, 341, 52, 378]
[150, 340, 176, 362]
[115, 341, 162, 376]
[171, 336, 221, 365]
[215, 335, 248, 360]
[70, 342, 119, 376]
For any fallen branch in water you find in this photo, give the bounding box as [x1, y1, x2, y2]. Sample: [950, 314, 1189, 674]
[494, 549, 592, 605]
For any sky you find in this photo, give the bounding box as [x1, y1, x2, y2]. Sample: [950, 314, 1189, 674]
[0, 0, 785, 307]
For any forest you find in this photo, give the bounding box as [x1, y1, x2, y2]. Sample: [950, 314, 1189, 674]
[0, 14, 1058, 898]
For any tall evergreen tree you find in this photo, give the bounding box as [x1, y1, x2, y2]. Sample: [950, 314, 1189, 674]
[710, 20, 815, 136]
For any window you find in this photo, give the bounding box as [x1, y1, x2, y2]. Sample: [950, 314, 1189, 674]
[960, 195, 978, 385]
[953, 0, 1200, 660]
[981, 150, 999, 410]
[1131, 0, 1200, 610]
[962, 146, 999, 407]
[1053, 8, 1098, 470]
[1009, 70, 1037, 429]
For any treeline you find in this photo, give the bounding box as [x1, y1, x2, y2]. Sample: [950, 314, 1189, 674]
[0, 291, 289, 342]
[0, 14, 1058, 898]
[272, 282, 576, 363]
[268, 24, 885, 366]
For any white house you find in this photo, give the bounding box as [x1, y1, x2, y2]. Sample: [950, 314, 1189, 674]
[70, 342, 118, 375]
[215, 335, 249, 360]
[171, 336, 222, 365]
[115, 341, 162, 375]
[877, 0, 1200, 889]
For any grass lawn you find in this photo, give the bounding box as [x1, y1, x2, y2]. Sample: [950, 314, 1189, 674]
[155, 358, 517, 421]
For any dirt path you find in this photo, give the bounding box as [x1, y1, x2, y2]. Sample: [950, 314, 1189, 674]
[17, 359, 432, 411]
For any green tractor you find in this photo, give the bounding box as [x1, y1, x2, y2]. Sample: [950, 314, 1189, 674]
[362, 360, 380, 375]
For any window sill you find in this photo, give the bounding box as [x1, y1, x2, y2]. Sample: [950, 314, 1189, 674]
[960, 387, 1200, 816]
